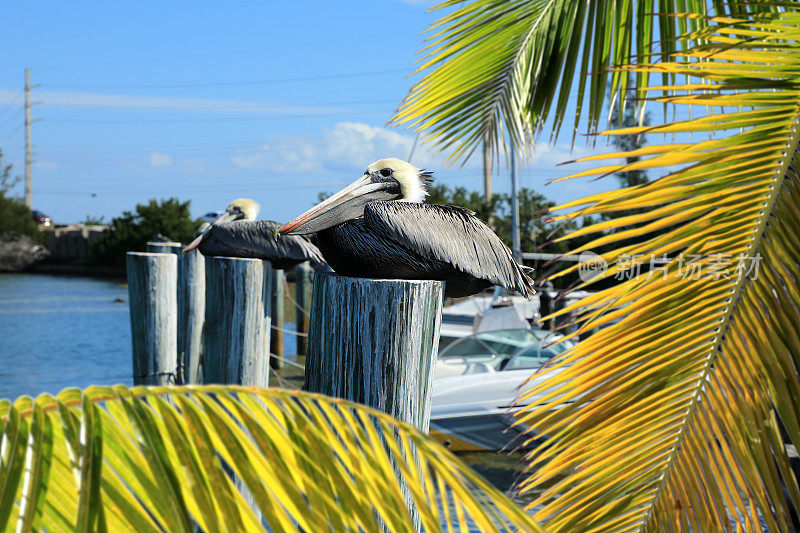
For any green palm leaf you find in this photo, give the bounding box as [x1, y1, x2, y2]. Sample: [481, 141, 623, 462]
[0, 385, 544, 532]
[392, 0, 777, 164]
[514, 8, 800, 532]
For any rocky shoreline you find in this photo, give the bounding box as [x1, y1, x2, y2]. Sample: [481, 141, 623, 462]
[0, 233, 50, 273]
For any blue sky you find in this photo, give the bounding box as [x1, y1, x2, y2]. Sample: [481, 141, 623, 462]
[0, 1, 617, 224]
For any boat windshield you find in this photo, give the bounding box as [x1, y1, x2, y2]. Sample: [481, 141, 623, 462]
[504, 347, 559, 370]
[439, 329, 543, 358]
[525, 332, 575, 354]
[501, 335, 575, 370]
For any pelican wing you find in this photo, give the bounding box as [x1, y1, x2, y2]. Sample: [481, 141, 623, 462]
[364, 202, 534, 297]
[199, 220, 325, 269]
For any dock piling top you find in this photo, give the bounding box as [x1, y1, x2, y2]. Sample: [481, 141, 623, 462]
[304, 272, 443, 431]
[146, 241, 182, 255]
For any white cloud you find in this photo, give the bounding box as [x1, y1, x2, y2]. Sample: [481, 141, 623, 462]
[33, 160, 58, 170]
[526, 142, 597, 166]
[148, 152, 172, 167]
[229, 121, 474, 175]
[0, 89, 358, 115]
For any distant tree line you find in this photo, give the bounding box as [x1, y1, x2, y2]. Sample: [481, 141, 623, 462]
[0, 149, 49, 245]
[90, 198, 201, 266]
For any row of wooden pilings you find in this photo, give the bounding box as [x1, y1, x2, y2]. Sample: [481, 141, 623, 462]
[126, 242, 443, 431]
[127, 242, 313, 387]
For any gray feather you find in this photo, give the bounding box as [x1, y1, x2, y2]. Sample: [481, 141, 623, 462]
[198, 220, 325, 270]
[364, 203, 534, 297]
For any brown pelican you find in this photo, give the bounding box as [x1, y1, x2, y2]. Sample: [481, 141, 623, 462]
[184, 198, 325, 269]
[277, 158, 534, 298]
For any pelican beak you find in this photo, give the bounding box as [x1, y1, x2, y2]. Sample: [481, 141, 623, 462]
[183, 210, 242, 253]
[278, 174, 400, 235]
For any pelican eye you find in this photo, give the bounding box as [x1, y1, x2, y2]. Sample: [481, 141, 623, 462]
[379, 168, 392, 177]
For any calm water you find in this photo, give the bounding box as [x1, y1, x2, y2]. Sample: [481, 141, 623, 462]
[0, 273, 133, 399]
[0, 273, 301, 400]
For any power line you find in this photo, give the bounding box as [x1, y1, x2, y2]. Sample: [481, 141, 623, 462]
[43, 139, 283, 151]
[45, 67, 412, 90]
[0, 92, 24, 122]
[34, 180, 346, 196]
[43, 109, 390, 124]
[42, 125, 408, 152]
[6, 147, 24, 162]
[0, 124, 23, 144]
[36, 97, 398, 112]
[0, 108, 24, 132]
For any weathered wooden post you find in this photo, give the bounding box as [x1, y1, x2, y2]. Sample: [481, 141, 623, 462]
[304, 273, 443, 530]
[178, 250, 205, 384]
[202, 256, 272, 387]
[146, 240, 205, 384]
[126, 252, 178, 386]
[269, 269, 284, 369]
[295, 261, 312, 356]
[305, 273, 443, 431]
[146, 241, 182, 254]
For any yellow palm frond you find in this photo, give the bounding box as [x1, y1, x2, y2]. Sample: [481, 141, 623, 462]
[514, 9, 800, 532]
[0, 385, 544, 532]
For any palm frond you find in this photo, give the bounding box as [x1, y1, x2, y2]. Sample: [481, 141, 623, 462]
[514, 8, 800, 532]
[0, 385, 544, 532]
[392, 0, 779, 164]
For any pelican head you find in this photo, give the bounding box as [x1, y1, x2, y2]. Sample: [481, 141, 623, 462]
[225, 198, 261, 222]
[278, 158, 433, 235]
[184, 198, 260, 252]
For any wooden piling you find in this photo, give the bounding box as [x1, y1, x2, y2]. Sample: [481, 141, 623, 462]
[126, 252, 178, 386]
[202, 257, 272, 387]
[304, 272, 443, 431]
[269, 269, 285, 369]
[295, 261, 312, 356]
[146, 240, 204, 384]
[304, 273, 442, 531]
[146, 241, 182, 255]
[178, 249, 205, 384]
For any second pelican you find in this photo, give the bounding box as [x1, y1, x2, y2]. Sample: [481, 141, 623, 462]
[185, 198, 324, 270]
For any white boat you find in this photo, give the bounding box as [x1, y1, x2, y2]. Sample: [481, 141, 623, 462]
[439, 290, 537, 346]
[439, 287, 593, 347]
[429, 328, 574, 452]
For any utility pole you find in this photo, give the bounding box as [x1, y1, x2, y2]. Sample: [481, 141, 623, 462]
[482, 133, 493, 204]
[407, 132, 420, 162]
[510, 148, 521, 263]
[24, 68, 32, 208]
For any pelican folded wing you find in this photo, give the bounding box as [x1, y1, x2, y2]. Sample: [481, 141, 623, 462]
[364, 202, 534, 298]
[199, 220, 325, 270]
